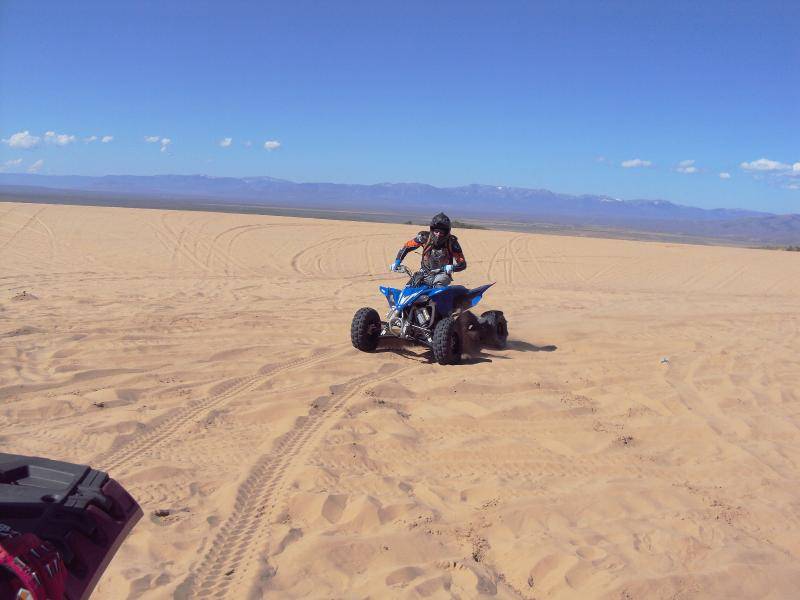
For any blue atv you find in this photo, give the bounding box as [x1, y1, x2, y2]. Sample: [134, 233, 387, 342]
[351, 265, 508, 364]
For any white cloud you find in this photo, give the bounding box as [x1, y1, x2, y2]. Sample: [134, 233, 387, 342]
[0, 158, 23, 172]
[719, 172, 731, 179]
[44, 131, 76, 146]
[219, 137, 232, 148]
[264, 140, 281, 151]
[2, 130, 41, 149]
[740, 158, 790, 172]
[145, 136, 171, 152]
[87, 134, 113, 143]
[739, 157, 800, 187]
[621, 158, 652, 168]
[676, 159, 698, 174]
[27, 159, 44, 173]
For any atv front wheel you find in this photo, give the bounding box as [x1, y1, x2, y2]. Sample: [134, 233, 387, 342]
[480, 310, 508, 349]
[351, 307, 381, 352]
[432, 316, 462, 365]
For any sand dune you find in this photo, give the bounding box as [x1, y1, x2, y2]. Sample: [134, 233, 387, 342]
[2, 201, 799, 599]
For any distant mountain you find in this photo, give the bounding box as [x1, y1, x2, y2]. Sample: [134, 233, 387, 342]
[1, 173, 797, 244]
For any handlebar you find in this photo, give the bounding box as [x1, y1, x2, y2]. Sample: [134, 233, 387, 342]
[395, 265, 444, 277]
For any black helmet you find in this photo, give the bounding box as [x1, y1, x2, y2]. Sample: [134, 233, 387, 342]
[429, 212, 451, 234]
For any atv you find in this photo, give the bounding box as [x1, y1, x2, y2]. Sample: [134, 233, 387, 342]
[0, 453, 142, 600]
[351, 265, 508, 365]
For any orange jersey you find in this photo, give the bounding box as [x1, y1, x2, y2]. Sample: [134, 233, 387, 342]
[396, 231, 467, 272]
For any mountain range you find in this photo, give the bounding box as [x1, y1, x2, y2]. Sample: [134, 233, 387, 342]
[1, 173, 798, 245]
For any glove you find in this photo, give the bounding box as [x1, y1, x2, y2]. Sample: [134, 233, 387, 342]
[391, 260, 401, 272]
[444, 264, 454, 275]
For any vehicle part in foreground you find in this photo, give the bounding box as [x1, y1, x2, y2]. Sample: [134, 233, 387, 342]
[0, 453, 142, 600]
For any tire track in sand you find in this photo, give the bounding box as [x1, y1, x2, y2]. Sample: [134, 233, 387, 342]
[177, 362, 411, 600]
[220, 224, 274, 275]
[96, 347, 346, 474]
[199, 224, 262, 276]
[487, 236, 522, 285]
[486, 239, 506, 284]
[0, 206, 46, 252]
[34, 215, 56, 257]
[507, 234, 531, 284]
[147, 217, 208, 274]
[289, 235, 351, 277]
[290, 233, 396, 279]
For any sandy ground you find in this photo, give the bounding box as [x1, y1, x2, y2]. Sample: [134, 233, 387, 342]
[2, 200, 800, 599]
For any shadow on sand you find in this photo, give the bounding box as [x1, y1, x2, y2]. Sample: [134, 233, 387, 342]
[373, 337, 555, 364]
[376, 345, 497, 365]
[506, 340, 558, 352]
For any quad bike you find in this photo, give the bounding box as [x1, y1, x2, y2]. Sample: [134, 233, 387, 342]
[0, 453, 142, 600]
[351, 265, 508, 365]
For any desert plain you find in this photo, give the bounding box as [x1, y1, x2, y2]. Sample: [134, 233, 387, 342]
[2, 200, 800, 599]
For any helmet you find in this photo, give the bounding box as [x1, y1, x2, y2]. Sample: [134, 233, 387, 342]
[429, 212, 451, 234]
[429, 212, 451, 248]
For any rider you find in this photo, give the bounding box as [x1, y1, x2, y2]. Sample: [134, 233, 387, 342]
[390, 212, 467, 286]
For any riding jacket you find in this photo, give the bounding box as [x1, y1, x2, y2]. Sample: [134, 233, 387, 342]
[395, 231, 467, 272]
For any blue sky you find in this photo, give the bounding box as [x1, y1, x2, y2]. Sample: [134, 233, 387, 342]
[1, 1, 798, 212]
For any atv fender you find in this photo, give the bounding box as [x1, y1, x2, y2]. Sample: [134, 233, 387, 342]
[0, 453, 142, 600]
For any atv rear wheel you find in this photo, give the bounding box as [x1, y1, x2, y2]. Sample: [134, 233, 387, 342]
[432, 316, 462, 365]
[351, 307, 381, 352]
[480, 310, 508, 349]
